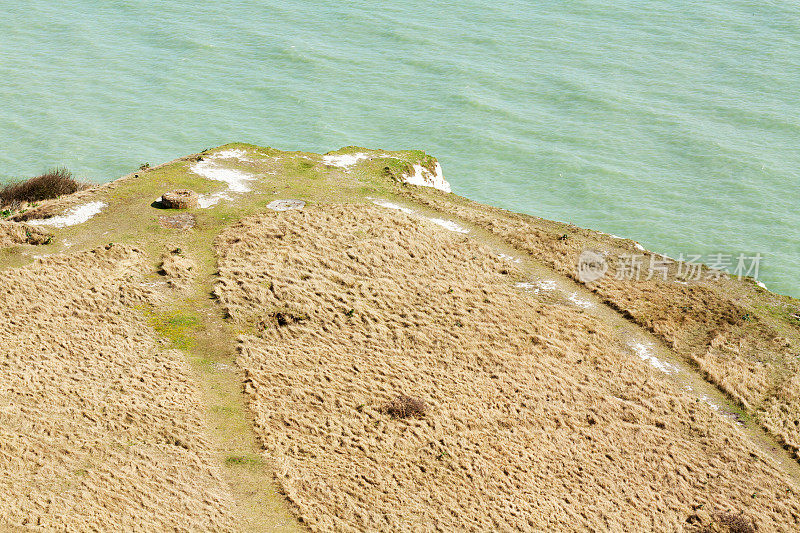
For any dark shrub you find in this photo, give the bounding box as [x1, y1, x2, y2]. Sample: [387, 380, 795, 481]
[0, 168, 85, 206]
[383, 395, 427, 419]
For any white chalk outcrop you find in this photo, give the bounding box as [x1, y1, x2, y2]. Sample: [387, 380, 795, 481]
[191, 149, 256, 208]
[321, 153, 369, 168]
[27, 201, 106, 228]
[403, 162, 451, 193]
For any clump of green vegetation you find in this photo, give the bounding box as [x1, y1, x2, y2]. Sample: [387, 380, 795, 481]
[149, 311, 200, 349]
[225, 454, 262, 466]
[380, 160, 414, 183]
[0, 168, 85, 207]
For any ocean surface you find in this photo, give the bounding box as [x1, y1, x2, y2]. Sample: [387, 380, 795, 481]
[1, 1, 798, 296]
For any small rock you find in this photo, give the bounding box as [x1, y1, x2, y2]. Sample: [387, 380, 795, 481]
[161, 189, 199, 209]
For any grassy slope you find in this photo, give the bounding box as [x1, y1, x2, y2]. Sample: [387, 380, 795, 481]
[394, 182, 800, 459]
[2, 142, 799, 531]
[0, 143, 439, 531]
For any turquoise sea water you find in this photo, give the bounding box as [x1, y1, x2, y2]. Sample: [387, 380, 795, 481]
[2, 1, 798, 296]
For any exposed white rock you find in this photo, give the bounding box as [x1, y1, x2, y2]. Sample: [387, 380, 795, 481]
[369, 198, 414, 214]
[212, 148, 253, 161]
[567, 292, 594, 309]
[403, 162, 451, 193]
[425, 217, 469, 233]
[322, 153, 369, 167]
[498, 253, 521, 263]
[369, 197, 467, 233]
[27, 201, 106, 228]
[191, 157, 256, 208]
[630, 342, 680, 374]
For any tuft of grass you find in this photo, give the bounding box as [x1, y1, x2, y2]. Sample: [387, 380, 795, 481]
[260, 307, 308, 328]
[700, 512, 757, 533]
[0, 168, 86, 207]
[225, 454, 262, 466]
[383, 394, 427, 419]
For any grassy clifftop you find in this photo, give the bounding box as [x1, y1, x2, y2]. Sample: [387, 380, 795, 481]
[1, 143, 800, 532]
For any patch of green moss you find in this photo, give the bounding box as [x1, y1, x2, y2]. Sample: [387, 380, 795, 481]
[225, 454, 263, 467]
[147, 309, 200, 350]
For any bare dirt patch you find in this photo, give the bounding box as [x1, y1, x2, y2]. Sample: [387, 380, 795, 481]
[159, 213, 197, 229]
[215, 204, 800, 532]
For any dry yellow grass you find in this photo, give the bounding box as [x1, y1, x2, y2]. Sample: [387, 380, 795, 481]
[159, 248, 198, 291]
[215, 205, 800, 532]
[0, 244, 236, 531]
[398, 186, 800, 458]
[0, 220, 52, 247]
[3, 143, 800, 531]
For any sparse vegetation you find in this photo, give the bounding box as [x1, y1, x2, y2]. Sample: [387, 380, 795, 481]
[0, 220, 54, 246]
[699, 511, 757, 533]
[224, 455, 261, 467]
[383, 394, 427, 419]
[265, 308, 308, 327]
[0, 168, 85, 207]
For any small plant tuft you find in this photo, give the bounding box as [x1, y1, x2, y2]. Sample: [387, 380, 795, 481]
[225, 455, 261, 466]
[383, 394, 427, 419]
[265, 308, 308, 327]
[699, 511, 757, 533]
[0, 168, 85, 207]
